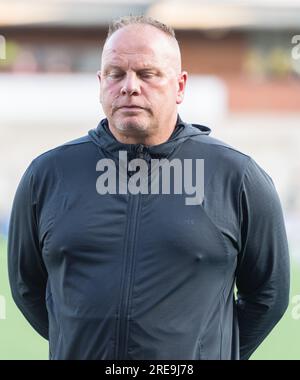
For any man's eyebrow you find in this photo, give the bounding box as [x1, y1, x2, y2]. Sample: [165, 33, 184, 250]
[138, 67, 160, 72]
[103, 64, 161, 73]
[103, 64, 124, 72]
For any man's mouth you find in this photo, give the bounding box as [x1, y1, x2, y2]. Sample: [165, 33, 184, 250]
[117, 106, 147, 114]
[120, 106, 144, 109]
[113, 105, 150, 115]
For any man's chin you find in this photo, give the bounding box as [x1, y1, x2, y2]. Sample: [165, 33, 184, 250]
[115, 118, 150, 135]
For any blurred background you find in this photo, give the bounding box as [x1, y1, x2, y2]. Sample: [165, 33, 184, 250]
[0, 0, 300, 359]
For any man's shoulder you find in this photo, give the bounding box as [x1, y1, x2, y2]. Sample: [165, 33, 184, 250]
[186, 130, 274, 194]
[30, 134, 92, 172]
[187, 127, 251, 170]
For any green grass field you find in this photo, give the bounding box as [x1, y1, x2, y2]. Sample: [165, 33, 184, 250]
[1, 236, 299, 360]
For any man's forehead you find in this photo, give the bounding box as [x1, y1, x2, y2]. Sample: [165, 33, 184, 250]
[101, 24, 181, 72]
[102, 50, 161, 67]
[103, 38, 165, 61]
[104, 23, 170, 47]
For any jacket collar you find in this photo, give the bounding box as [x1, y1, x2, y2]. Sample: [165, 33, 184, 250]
[88, 115, 211, 160]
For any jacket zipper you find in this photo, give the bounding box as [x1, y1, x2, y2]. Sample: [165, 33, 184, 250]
[115, 144, 145, 359]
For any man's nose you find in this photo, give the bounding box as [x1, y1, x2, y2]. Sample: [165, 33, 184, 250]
[120, 72, 141, 96]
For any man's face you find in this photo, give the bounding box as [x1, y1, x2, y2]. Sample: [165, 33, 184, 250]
[98, 24, 187, 140]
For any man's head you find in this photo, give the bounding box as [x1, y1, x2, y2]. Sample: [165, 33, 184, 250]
[98, 15, 188, 145]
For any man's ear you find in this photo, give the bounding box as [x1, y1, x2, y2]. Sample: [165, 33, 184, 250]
[97, 70, 102, 103]
[176, 71, 188, 105]
[97, 70, 101, 84]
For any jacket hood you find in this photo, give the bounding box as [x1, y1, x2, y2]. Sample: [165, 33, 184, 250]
[88, 116, 211, 159]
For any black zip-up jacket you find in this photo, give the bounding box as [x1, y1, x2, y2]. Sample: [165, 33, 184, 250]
[8, 117, 290, 360]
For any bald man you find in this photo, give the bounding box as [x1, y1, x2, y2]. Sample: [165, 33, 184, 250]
[8, 16, 290, 360]
[98, 18, 186, 146]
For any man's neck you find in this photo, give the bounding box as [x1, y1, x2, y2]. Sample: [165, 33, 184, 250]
[107, 115, 180, 146]
[109, 128, 175, 146]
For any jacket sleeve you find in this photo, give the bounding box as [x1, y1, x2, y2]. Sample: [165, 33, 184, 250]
[7, 161, 49, 339]
[236, 158, 290, 360]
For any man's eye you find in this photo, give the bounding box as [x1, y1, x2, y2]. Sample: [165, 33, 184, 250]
[140, 72, 155, 79]
[108, 72, 123, 79]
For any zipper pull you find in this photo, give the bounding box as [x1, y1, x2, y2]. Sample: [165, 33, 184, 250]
[136, 144, 145, 159]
